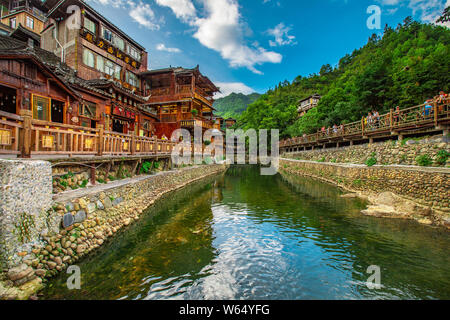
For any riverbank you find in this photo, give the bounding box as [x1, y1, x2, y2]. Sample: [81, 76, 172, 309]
[279, 158, 450, 229]
[0, 163, 227, 300]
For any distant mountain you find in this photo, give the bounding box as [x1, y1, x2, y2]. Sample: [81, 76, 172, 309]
[213, 92, 261, 119]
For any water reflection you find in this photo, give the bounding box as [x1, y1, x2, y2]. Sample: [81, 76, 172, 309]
[44, 165, 450, 300]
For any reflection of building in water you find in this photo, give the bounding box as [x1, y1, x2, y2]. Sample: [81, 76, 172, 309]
[212, 180, 224, 202]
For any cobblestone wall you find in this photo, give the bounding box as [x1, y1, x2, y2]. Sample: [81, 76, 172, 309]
[279, 159, 450, 213]
[284, 136, 449, 167]
[0, 160, 57, 270]
[0, 163, 227, 299]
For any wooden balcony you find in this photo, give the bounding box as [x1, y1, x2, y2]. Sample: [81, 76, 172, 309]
[180, 116, 214, 130]
[147, 85, 214, 107]
[0, 110, 176, 159]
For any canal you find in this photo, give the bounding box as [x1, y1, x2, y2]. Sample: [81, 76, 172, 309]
[44, 165, 450, 300]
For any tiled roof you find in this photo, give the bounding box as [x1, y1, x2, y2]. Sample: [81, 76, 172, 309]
[10, 23, 41, 44]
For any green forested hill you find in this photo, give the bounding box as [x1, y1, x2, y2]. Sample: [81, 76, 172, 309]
[239, 18, 450, 138]
[213, 92, 261, 119]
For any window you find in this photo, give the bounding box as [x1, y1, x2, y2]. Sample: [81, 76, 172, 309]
[83, 49, 95, 68]
[79, 102, 97, 118]
[103, 59, 121, 79]
[9, 18, 16, 29]
[127, 45, 141, 61]
[102, 27, 112, 42]
[126, 71, 139, 88]
[96, 55, 104, 72]
[26, 16, 34, 30]
[84, 17, 96, 34]
[112, 34, 124, 51]
[114, 64, 121, 79]
[32, 95, 50, 121]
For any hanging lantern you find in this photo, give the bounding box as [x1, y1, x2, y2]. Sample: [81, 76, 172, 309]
[0, 129, 12, 146]
[85, 137, 94, 149]
[42, 135, 54, 148]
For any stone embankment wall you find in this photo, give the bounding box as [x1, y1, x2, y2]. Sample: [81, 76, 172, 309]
[284, 136, 449, 167]
[0, 161, 227, 299]
[279, 158, 450, 226]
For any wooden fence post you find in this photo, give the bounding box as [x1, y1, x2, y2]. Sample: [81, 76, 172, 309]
[361, 118, 365, 136]
[434, 101, 438, 126]
[97, 124, 104, 156]
[20, 109, 32, 158]
[131, 134, 136, 155]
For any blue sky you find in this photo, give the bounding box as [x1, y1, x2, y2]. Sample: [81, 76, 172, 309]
[87, 0, 449, 97]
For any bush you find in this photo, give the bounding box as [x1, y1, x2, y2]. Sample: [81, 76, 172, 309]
[317, 157, 325, 162]
[204, 140, 211, 146]
[140, 161, 152, 174]
[415, 154, 432, 166]
[435, 150, 449, 166]
[80, 179, 88, 188]
[365, 152, 377, 167]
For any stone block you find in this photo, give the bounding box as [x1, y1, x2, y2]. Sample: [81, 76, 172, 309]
[74, 210, 87, 223]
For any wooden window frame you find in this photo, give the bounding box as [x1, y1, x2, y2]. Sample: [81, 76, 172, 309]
[26, 15, 34, 30]
[31, 94, 51, 121]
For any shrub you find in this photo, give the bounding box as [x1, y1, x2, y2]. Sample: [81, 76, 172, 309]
[317, 157, 325, 162]
[204, 140, 211, 146]
[80, 179, 88, 188]
[331, 158, 337, 163]
[435, 150, 449, 166]
[365, 152, 377, 167]
[415, 154, 432, 166]
[140, 161, 152, 174]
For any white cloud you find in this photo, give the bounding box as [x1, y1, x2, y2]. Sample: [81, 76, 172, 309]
[155, 0, 197, 22]
[267, 22, 297, 47]
[214, 82, 255, 99]
[407, 0, 447, 24]
[156, 43, 181, 53]
[378, 0, 448, 25]
[155, 0, 283, 74]
[129, 1, 160, 30]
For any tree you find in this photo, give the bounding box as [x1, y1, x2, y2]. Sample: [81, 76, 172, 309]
[437, 6, 449, 23]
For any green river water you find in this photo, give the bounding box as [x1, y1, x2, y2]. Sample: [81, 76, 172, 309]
[44, 165, 450, 300]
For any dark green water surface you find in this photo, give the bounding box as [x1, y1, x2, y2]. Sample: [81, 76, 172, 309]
[44, 165, 450, 300]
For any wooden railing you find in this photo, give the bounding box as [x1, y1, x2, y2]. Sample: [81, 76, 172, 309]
[0, 110, 176, 158]
[0, 110, 22, 156]
[179, 116, 214, 130]
[281, 98, 450, 149]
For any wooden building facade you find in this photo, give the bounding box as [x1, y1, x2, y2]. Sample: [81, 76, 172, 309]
[140, 66, 220, 139]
